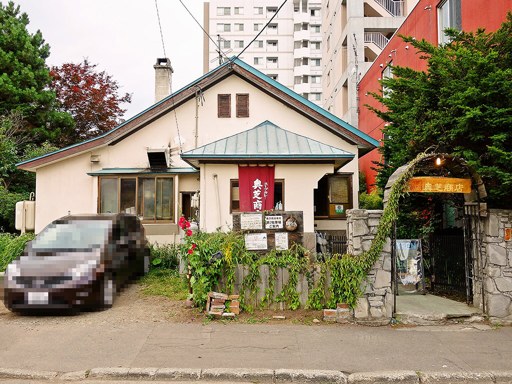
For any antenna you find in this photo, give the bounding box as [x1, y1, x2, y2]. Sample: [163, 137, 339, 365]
[212, 35, 233, 65]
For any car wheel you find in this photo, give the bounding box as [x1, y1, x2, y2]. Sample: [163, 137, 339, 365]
[101, 275, 116, 309]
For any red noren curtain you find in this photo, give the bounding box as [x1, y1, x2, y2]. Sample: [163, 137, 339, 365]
[238, 165, 275, 212]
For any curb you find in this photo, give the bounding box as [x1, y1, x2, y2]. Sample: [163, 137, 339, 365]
[0, 368, 511, 383]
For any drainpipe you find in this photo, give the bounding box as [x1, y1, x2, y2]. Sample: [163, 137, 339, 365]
[213, 174, 221, 229]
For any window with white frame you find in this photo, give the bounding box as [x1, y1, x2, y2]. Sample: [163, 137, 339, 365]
[311, 41, 321, 50]
[310, 8, 320, 17]
[311, 75, 320, 83]
[235, 40, 244, 48]
[254, 40, 263, 48]
[438, 0, 462, 44]
[311, 25, 321, 33]
[311, 58, 321, 66]
[294, 58, 301, 67]
[382, 63, 393, 98]
[217, 23, 231, 32]
[267, 57, 278, 64]
[267, 40, 278, 48]
[254, 23, 263, 31]
[254, 7, 263, 15]
[268, 23, 278, 31]
[254, 57, 263, 65]
[294, 23, 301, 32]
[235, 23, 244, 31]
[222, 40, 231, 49]
[309, 93, 321, 101]
[294, 76, 302, 85]
[217, 7, 230, 16]
[234, 7, 244, 15]
[267, 6, 277, 14]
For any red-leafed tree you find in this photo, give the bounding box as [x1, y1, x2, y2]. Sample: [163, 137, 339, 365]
[50, 59, 132, 145]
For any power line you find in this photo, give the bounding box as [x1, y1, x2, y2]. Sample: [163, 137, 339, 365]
[235, 0, 288, 60]
[178, 0, 229, 64]
[154, 0, 167, 58]
[154, 0, 182, 153]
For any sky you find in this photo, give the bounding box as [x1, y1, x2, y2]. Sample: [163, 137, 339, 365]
[13, 0, 205, 119]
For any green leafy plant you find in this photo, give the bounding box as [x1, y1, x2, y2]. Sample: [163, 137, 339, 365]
[0, 232, 35, 272]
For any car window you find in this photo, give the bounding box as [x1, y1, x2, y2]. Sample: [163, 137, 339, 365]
[32, 220, 112, 251]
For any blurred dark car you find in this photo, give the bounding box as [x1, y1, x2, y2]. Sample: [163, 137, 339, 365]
[3, 214, 149, 313]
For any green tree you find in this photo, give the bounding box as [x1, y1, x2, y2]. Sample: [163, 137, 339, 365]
[0, 113, 57, 232]
[369, 14, 512, 208]
[0, 1, 73, 144]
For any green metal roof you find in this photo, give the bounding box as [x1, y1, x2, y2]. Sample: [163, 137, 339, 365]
[181, 121, 355, 168]
[87, 167, 198, 176]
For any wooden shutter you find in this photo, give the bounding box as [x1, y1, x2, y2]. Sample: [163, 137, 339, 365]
[236, 94, 249, 118]
[218, 94, 231, 118]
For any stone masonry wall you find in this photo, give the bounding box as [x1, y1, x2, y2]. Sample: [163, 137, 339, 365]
[482, 209, 512, 322]
[346, 209, 393, 323]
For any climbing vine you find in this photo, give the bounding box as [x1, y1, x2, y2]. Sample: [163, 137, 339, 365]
[184, 150, 431, 311]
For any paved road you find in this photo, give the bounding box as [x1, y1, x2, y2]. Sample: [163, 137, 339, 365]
[0, 312, 511, 374]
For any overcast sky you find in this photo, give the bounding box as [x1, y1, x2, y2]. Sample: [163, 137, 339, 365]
[13, 0, 205, 119]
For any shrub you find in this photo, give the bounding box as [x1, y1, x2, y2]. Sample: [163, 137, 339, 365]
[149, 243, 181, 271]
[359, 189, 383, 210]
[0, 232, 35, 272]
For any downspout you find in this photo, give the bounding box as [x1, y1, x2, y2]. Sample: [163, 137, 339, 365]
[213, 174, 221, 229]
[194, 86, 204, 149]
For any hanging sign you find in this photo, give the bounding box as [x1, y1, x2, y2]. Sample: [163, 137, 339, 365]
[275, 232, 289, 250]
[245, 233, 268, 250]
[238, 166, 275, 212]
[265, 215, 283, 229]
[396, 239, 423, 286]
[407, 177, 471, 194]
[240, 213, 263, 230]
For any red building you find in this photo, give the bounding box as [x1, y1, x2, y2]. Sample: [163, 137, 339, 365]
[357, 0, 512, 191]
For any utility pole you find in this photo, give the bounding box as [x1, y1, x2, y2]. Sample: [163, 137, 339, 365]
[217, 34, 223, 66]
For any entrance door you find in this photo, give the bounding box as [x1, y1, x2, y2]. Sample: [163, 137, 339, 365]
[181, 192, 193, 221]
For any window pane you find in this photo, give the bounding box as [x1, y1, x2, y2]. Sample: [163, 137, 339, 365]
[156, 178, 173, 220]
[100, 178, 118, 213]
[329, 177, 349, 203]
[138, 178, 155, 220]
[231, 180, 240, 212]
[120, 178, 136, 214]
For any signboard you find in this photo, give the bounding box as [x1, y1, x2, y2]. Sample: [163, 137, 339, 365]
[240, 213, 263, 230]
[407, 177, 471, 194]
[245, 233, 268, 250]
[335, 205, 344, 214]
[275, 232, 289, 250]
[505, 228, 512, 242]
[265, 215, 283, 229]
[396, 239, 424, 287]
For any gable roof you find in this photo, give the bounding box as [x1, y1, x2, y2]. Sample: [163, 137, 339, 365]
[17, 57, 378, 172]
[181, 120, 355, 169]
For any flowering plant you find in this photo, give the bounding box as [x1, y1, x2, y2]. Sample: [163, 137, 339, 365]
[179, 216, 195, 254]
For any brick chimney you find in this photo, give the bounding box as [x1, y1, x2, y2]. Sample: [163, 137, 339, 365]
[154, 58, 173, 102]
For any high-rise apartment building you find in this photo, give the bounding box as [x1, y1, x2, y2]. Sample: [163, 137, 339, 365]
[203, 0, 323, 105]
[322, 0, 418, 126]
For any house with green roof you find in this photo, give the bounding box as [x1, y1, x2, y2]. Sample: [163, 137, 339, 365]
[18, 57, 377, 247]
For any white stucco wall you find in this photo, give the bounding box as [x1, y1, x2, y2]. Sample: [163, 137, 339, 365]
[31, 73, 362, 237]
[200, 163, 334, 233]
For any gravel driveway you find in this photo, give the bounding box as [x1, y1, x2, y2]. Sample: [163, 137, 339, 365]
[0, 283, 204, 325]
